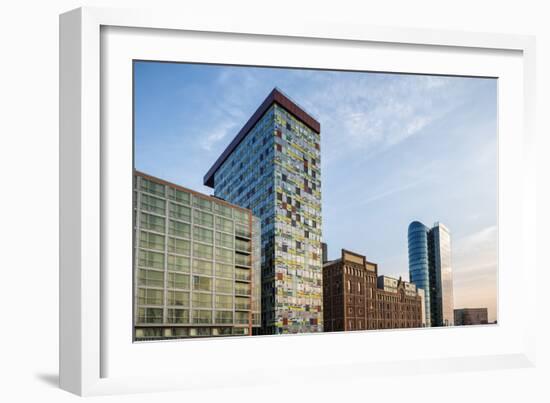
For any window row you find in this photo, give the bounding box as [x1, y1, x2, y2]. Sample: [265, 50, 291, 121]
[136, 308, 250, 325]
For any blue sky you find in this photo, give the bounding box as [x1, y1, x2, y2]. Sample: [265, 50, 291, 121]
[134, 61, 498, 322]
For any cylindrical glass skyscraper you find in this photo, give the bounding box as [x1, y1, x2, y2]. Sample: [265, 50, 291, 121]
[408, 221, 431, 327]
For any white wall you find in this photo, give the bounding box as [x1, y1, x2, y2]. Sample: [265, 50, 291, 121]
[0, 0, 547, 402]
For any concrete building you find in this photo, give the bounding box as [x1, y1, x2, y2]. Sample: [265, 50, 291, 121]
[133, 171, 261, 340]
[408, 221, 454, 326]
[322, 242, 328, 264]
[454, 308, 488, 326]
[204, 88, 323, 335]
[323, 249, 423, 332]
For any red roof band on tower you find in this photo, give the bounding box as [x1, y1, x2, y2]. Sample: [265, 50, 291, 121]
[203, 88, 320, 188]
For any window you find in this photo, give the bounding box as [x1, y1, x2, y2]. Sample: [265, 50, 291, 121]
[235, 268, 250, 281]
[140, 212, 165, 233]
[168, 273, 190, 289]
[138, 288, 163, 305]
[192, 310, 212, 324]
[215, 278, 233, 293]
[193, 210, 213, 228]
[216, 231, 234, 249]
[235, 253, 250, 267]
[235, 297, 250, 310]
[213, 202, 232, 218]
[169, 220, 190, 238]
[167, 290, 189, 306]
[235, 311, 249, 324]
[233, 209, 249, 225]
[193, 276, 212, 291]
[140, 178, 165, 197]
[167, 308, 189, 324]
[137, 268, 164, 288]
[347, 280, 351, 292]
[167, 255, 190, 272]
[193, 195, 212, 211]
[137, 308, 163, 324]
[169, 203, 191, 221]
[192, 292, 212, 308]
[193, 226, 213, 244]
[141, 194, 165, 215]
[192, 259, 213, 275]
[235, 224, 250, 238]
[215, 216, 234, 233]
[139, 231, 164, 250]
[168, 237, 191, 255]
[215, 294, 233, 309]
[235, 284, 250, 295]
[216, 247, 233, 264]
[215, 311, 233, 324]
[168, 187, 190, 204]
[215, 263, 233, 279]
[193, 242, 213, 260]
[138, 249, 164, 269]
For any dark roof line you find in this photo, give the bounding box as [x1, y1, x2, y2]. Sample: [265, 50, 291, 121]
[203, 88, 320, 188]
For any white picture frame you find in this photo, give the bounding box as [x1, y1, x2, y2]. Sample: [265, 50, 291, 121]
[59, 6, 537, 396]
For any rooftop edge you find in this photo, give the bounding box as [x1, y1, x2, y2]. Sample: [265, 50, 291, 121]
[203, 88, 320, 188]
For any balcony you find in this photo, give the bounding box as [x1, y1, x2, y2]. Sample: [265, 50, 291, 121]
[235, 271, 251, 282]
[235, 303, 251, 310]
[235, 287, 251, 296]
[235, 254, 251, 267]
[235, 226, 251, 239]
[235, 239, 251, 253]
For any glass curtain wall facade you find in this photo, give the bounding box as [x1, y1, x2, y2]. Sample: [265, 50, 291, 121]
[205, 88, 323, 335]
[133, 171, 261, 340]
[430, 223, 454, 326]
[407, 220, 454, 327]
[407, 221, 431, 327]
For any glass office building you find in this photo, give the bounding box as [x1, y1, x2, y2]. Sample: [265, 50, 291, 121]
[408, 221, 431, 327]
[430, 222, 454, 326]
[407, 221, 454, 327]
[133, 171, 261, 340]
[204, 88, 323, 335]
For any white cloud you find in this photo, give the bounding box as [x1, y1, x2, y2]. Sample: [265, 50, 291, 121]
[298, 74, 467, 163]
[199, 119, 237, 151]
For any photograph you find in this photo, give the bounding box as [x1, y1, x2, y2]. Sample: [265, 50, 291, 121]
[132, 61, 498, 341]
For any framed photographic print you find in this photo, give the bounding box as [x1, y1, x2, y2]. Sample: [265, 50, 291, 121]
[59, 6, 536, 396]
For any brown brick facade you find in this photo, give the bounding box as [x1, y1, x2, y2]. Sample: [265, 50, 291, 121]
[323, 249, 423, 332]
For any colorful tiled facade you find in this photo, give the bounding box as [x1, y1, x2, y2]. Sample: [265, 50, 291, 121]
[204, 88, 323, 334]
[133, 171, 261, 340]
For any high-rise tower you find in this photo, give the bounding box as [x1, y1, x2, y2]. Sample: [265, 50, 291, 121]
[204, 88, 323, 334]
[407, 221, 454, 327]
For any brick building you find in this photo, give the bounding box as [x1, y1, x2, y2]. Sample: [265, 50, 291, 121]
[323, 249, 423, 332]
